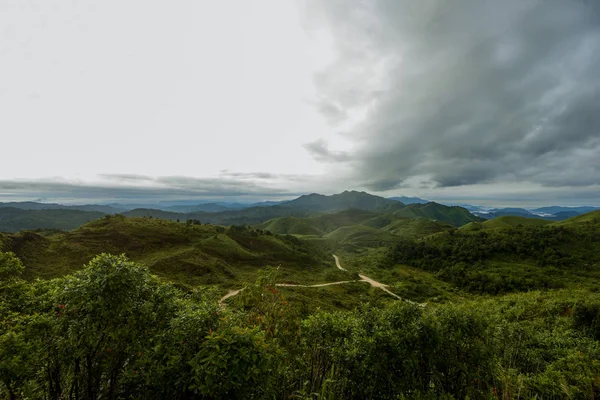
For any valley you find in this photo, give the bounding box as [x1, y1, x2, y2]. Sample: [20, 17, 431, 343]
[2, 191, 600, 399]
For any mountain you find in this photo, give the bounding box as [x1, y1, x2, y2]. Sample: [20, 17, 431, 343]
[0, 191, 478, 232]
[122, 205, 308, 226]
[393, 202, 483, 227]
[283, 190, 403, 212]
[388, 196, 429, 204]
[0, 201, 125, 213]
[0, 207, 106, 233]
[164, 203, 235, 213]
[531, 206, 600, 216]
[469, 206, 600, 221]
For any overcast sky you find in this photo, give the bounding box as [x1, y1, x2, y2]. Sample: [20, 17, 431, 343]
[1, 0, 599, 206]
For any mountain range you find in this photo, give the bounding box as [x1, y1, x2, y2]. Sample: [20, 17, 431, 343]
[2, 191, 598, 233]
[0, 191, 479, 233]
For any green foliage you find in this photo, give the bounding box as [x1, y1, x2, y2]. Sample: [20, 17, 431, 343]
[460, 215, 552, 231]
[2, 216, 334, 287]
[2, 210, 600, 399]
[387, 222, 600, 294]
[393, 202, 483, 227]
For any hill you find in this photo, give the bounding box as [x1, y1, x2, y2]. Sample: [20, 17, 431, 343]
[283, 190, 403, 212]
[0, 207, 106, 233]
[383, 218, 455, 237]
[0, 215, 336, 287]
[393, 202, 482, 227]
[460, 215, 552, 231]
[256, 216, 325, 236]
[553, 210, 600, 225]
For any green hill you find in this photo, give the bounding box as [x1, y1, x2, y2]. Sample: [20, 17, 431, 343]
[0, 215, 337, 287]
[256, 216, 324, 236]
[0, 207, 106, 233]
[553, 210, 600, 226]
[324, 225, 399, 247]
[383, 218, 454, 237]
[460, 215, 552, 231]
[393, 202, 482, 227]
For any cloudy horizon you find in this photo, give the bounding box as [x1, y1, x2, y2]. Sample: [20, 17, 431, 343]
[2, 0, 599, 207]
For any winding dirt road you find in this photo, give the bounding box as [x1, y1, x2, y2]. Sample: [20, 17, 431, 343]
[333, 254, 347, 271]
[219, 255, 425, 307]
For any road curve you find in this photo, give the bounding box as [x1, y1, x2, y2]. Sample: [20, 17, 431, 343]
[218, 255, 425, 307]
[333, 254, 347, 271]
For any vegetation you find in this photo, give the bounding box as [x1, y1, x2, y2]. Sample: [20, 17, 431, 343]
[0, 216, 334, 288]
[2, 204, 600, 399]
[0, 208, 105, 233]
[386, 216, 600, 294]
[3, 252, 600, 399]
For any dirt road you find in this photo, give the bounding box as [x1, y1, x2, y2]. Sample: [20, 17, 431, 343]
[218, 255, 425, 306]
[333, 254, 347, 271]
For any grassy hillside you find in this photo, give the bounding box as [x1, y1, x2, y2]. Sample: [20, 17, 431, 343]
[393, 202, 482, 226]
[553, 209, 600, 225]
[0, 207, 106, 233]
[460, 215, 552, 231]
[0, 215, 340, 287]
[255, 216, 325, 236]
[383, 218, 454, 237]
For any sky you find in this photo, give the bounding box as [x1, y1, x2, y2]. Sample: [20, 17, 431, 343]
[1, 0, 599, 206]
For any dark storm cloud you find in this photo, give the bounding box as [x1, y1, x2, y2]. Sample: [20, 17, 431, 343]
[304, 0, 600, 191]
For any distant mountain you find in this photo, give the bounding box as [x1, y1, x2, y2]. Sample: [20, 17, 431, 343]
[530, 206, 600, 216]
[164, 203, 236, 213]
[388, 196, 429, 204]
[393, 202, 483, 227]
[471, 206, 600, 221]
[0, 207, 106, 233]
[283, 190, 403, 212]
[122, 205, 307, 226]
[0, 201, 125, 213]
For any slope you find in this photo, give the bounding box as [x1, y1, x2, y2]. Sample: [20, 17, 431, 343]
[460, 216, 553, 231]
[393, 202, 482, 227]
[0, 215, 336, 287]
[283, 190, 403, 212]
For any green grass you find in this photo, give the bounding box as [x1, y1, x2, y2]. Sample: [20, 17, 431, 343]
[552, 210, 600, 225]
[393, 202, 483, 227]
[460, 215, 552, 231]
[255, 216, 325, 236]
[2, 215, 340, 289]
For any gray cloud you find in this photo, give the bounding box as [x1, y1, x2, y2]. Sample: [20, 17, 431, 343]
[304, 0, 600, 192]
[0, 176, 301, 204]
[303, 139, 351, 162]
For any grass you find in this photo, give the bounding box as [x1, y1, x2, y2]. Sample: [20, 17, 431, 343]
[2, 215, 341, 289]
[460, 215, 552, 231]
